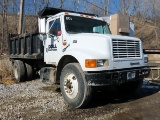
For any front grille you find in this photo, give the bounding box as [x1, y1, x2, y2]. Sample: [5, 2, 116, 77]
[112, 39, 141, 59]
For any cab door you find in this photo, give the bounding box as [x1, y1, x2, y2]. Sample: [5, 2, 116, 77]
[44, 17, 62, 65]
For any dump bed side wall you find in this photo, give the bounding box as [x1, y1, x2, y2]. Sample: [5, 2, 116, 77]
[8, 32, 44, 59]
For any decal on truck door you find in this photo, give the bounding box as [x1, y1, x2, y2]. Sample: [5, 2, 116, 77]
[48, 37, 57, 51]
[62, 44, 70, 52]
[48, 44, 57, 51]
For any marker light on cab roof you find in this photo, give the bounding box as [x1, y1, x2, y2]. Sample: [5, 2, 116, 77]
[65, 12, 69, 15]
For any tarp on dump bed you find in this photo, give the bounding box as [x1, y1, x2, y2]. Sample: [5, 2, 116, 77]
[38, 7, 97, 18]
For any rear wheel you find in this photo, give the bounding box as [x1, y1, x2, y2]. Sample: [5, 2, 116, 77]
[116, 79, 143, 95]
[60, 63, 92, 108]
[24, 62, 33, 81]
[13, 60, 25, 82]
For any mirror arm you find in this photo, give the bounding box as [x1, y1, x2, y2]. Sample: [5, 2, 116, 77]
[47, 33, 59, 42]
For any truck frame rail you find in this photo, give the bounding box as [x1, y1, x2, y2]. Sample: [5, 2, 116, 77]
[143, 49, 160, 54]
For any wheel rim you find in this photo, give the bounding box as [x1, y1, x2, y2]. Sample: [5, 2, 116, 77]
[14, 66, 18, 80]
[64, 73, 78, 99]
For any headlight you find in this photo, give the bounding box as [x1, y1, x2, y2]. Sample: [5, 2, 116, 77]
[85, 59, 109, 68]
[144, 57, 148, 63]
[97, 59, 109, 67]
[97, 60, 104, 67]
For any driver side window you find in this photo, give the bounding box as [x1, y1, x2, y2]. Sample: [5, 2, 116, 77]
[49, 18, 61, 36]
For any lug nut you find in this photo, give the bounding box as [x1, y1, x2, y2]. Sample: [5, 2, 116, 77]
[72, 76, 76, 80]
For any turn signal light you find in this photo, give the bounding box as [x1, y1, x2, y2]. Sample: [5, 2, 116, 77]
[85, 59, 96, 68]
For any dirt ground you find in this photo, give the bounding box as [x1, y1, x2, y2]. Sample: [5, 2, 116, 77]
[1, 78, 160, 120]
[59, 80, 160, 120]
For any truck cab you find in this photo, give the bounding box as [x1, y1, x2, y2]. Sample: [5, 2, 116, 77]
[40, 11, 112, 69]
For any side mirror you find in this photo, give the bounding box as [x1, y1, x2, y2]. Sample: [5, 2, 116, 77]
[39, 34, 47, 41]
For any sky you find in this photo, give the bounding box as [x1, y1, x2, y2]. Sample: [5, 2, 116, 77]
[22, 0, 121, 16]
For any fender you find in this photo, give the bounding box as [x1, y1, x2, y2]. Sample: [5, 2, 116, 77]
[60, 49, 108, 71]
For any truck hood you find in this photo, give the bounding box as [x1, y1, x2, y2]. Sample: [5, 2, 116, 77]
[65, 33, 141, 59]
[62, 33, 145, 71]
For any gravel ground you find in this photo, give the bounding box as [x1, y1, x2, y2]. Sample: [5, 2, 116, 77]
[0, 80, 67, 120]
[1, 79, 160, 120]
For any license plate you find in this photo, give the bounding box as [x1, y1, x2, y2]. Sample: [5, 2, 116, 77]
[127, 71, 136, 80]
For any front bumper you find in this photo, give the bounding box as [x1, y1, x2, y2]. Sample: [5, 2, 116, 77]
[85, 67, 150, 86]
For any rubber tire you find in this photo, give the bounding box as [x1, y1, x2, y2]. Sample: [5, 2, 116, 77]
[13, 60, 25, 82]
[60, 63, 92, 108]
[24, 62, 33, 81]
[116, 79, 143, 96]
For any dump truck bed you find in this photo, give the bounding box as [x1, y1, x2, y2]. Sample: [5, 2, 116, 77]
[8, 32, 44, 59]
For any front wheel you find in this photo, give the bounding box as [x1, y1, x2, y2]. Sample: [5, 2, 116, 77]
[60, 63, 92, 108]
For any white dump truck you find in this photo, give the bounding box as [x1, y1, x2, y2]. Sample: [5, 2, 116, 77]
[8, 7, 150, 108]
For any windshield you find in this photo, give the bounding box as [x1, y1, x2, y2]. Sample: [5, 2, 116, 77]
[64, 15, 111, 34]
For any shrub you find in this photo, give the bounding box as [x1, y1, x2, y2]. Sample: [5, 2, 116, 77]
[0, 56, 16, 84]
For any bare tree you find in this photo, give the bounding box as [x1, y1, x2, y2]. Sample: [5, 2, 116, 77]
[59, 0, 66, 9]
[102, 0, 110, 15]
[73, 0, 80, 11]
[1, 0, 8, 54]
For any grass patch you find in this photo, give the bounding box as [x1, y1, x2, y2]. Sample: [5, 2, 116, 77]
[0, 56, 16, 85]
